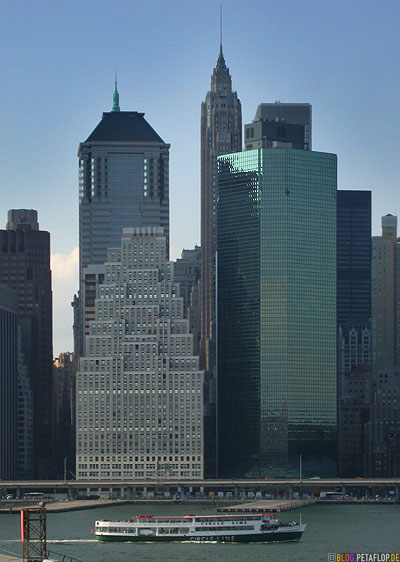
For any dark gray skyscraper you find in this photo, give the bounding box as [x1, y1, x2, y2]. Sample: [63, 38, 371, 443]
[0, 211, 52, 477]
[254, 102, 312, 149]
[200, 44, 242, 375]
[77, 86, 170, 355]
[0, 286, 18, 480]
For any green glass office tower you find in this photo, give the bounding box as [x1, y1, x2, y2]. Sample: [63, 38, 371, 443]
[217, 149, 337, 478]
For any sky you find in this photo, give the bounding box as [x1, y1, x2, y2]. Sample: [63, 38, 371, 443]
[0, 0, 399, 355]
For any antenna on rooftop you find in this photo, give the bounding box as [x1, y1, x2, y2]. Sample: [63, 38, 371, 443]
[220, 5, 223, 54]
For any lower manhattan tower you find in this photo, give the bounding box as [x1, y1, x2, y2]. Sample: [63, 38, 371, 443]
[217, 148, 337, 478]
[77, 85, 170, 356]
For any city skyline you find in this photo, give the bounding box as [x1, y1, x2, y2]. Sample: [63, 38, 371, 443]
[1, 0, 399, 354]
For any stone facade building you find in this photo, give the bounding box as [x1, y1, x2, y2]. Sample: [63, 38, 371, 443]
[76, 228, 203, 480]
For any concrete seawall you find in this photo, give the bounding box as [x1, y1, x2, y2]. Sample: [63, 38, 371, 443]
[0, 498, 238, 514]
[217, 498, 315, 513]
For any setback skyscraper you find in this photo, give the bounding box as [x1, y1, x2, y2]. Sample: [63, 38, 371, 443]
[217, 147, 337, 478]
[76, 228, 203, 480]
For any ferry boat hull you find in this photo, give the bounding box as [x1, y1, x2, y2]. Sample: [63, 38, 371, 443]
[95, 529, 305, 543]
[94, 513, 306, 543]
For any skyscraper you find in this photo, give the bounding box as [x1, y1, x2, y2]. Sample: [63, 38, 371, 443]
[217, 147, 337, 478]
[76, 228, 203, 480]
[77, 86, 170, 356]
[337, 190, 371, 389]
[200, 43, 242, 478]
[200, 44, 242, 376]
[337, 191, 371, 332]
[253, 102, 312, 149]
[371, 214, 400, 372]
[0, 210, 52, 477]
[336, 191, 372, 477]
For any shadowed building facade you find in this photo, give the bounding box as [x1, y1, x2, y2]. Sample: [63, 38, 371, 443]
[0, 210, 52, 477]
[217, 148, 337, 478]
[0, 286, 18, 480]
[336, 191, 371, 477]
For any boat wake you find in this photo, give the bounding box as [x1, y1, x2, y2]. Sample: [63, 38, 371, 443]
[1, 539, 97, 544]
[47, 539, 98, 544]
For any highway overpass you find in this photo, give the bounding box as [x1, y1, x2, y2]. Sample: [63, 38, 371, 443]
[1, 478, 399, 499]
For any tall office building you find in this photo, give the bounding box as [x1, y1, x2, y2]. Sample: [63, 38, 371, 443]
[0, 286, 18, 480]
[253, 102, 312, 149]
[337, 191, 371, 391]
[77, 87, 170, 356]
[0, 210, 52, 477]
[337, 192, 371, 329]
[200, 43, 242, 375]
[76, 228, 203, 480]
[217, 147, 337, 478]
[371, 215, 400, 372]
[336, 191, 371, 477]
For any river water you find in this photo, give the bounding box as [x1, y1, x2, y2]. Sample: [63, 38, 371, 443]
[1, 503, 399, 562]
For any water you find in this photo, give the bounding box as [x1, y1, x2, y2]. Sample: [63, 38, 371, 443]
[1, 503, 399, 562]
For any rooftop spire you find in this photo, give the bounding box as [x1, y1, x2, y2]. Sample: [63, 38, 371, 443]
[112, 71, 120, 112]
[216, 5, 226, 69]
[220, 5, 223, 56]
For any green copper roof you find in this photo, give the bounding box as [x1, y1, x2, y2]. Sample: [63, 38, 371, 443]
[112, 75, 120, 112]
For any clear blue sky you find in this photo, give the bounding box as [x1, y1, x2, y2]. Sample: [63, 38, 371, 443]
[1, 0, 399, 355]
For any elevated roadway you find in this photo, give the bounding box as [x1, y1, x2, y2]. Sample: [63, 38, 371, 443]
[1, 478, 400, 495]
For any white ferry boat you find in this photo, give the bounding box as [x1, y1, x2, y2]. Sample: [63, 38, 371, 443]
[94, 513, 306, 543]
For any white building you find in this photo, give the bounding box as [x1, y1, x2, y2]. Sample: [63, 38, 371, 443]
[76, 227, 203, 480]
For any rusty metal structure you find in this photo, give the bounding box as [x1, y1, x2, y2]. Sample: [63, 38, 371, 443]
[21, 507, 47, 561]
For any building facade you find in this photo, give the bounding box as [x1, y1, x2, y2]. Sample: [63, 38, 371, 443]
[76, 228, 203, 480]
[337, 365, 372, 477]
[200, 44, 242, 376]
[366, 369, 400, 477]
[0, 286, 18, 480]
[77, 96, 170, 357]
[200, 44, 242, 478]
[217, 148, 337, 478]
[253, 103, 312, 149]
[371, 214, 400, 372]
[172, 246, 201, 314]
[53, 352, 76, 479]
[0, 210, 52, 477]
[336, 191, 372, 476]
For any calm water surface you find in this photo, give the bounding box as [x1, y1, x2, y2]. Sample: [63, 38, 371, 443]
[1, 503, 399, 562]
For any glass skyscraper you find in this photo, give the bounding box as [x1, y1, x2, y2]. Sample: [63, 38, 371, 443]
[217, 148, 337, 478]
